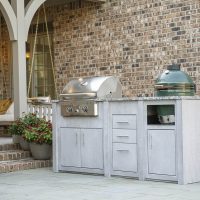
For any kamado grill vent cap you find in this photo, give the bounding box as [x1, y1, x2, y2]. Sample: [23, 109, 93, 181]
[167, 64, 180, 71]
[155, 64, 195, 96]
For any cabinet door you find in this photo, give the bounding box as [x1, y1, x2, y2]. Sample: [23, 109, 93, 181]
[81, 129, 103, 169]
[113, 143, 137, 172]
[148, 130, 176, 176]
[60, 128, 81, 167]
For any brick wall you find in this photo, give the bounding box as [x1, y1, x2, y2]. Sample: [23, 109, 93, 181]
[53, 0, 200, 97]
[0, 18, 11, 99]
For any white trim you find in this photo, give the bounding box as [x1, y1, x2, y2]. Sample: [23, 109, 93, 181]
[24, 0, 47, 41]
[0, 0, 17, 40]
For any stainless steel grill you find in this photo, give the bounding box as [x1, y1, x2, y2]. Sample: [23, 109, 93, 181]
[60, 76, 122, 116]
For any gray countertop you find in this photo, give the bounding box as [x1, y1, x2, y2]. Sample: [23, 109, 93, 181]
[52, 96, 200, 103]
[106, 96, 200, 101]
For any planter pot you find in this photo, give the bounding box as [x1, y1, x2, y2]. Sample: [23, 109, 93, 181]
[12, 135, 21, 144]
[30, 143, 52, 160]
[19, 136, 30, 150]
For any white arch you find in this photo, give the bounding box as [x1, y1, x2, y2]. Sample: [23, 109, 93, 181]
[24, 0, 47, 41]
[0, 0, 17, 41]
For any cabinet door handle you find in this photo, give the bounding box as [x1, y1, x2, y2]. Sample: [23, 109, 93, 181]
[76, 133, 78, 145]
[117, 121, 129, 124]
[149, 135, 152, 149]
[117, 149, 129, 152]
[82, 133, 85, 146]
[117, 135, 129, 138]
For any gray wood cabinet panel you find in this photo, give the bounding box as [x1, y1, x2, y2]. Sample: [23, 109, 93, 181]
[112, 129, 137, 144]
[147, 129, 176, 176]
[60, 128, 81, 167]
[113, 143, 137, 172]
[110, 102, 138, 114]
[60, 128, 103, 170]
[112, 114, 137, 129]
[81, 129, 103, 169]
[54, 99, 200, 184]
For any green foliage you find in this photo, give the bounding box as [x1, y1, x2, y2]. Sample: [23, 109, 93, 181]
[8, 119, 24, 136]
[24, 118, 52, 145]
[8, 113, 52, 144]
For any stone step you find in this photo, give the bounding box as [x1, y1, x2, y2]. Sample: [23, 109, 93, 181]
[0, 158, 52, 173]
[0, 150, 31, 161]
[0, 143, 21, 151]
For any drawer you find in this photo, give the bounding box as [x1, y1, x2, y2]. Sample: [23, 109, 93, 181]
[112, 115, 136, 129]
[113, 143, 137, 172]
[113, 129, 137, 143]
[111, 102, 137, 114]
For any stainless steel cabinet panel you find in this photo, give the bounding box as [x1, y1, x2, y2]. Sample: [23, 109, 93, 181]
[113, 143, 137, 172]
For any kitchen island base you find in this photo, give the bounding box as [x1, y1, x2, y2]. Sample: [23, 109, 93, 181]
[53, 97, 200, 184]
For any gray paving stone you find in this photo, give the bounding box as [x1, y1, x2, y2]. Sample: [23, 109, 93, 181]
[0, 168, 200, 200]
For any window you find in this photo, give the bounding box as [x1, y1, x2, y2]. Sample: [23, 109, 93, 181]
[26, 22, 56, 99]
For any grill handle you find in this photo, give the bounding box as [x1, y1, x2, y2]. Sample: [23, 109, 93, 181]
[60, 93, 97, 99]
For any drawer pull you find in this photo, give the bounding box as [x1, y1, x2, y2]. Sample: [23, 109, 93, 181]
[76, 133, 78, 145]
[117, 121, 129, 124]
[117, 135, 129, 138]
[117, 149, 129, 152]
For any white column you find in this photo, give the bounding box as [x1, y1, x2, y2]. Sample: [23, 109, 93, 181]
[0, 0, 48, 119]
[11, 0, 27, 118]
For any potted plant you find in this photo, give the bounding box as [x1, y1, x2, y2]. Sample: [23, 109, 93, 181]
[8, 119, 24, 144]
[24, 117, 52, 160]
[8, 113, 44, 150]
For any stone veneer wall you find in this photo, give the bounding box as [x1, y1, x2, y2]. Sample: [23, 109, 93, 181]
[53, 0, 200, 97]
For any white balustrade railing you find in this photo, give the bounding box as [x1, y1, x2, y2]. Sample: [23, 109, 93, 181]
[28, 103, 52, 122]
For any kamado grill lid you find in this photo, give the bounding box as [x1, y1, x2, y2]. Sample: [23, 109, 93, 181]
[60, 76, 122, 99]
[155, 64, 195, 96]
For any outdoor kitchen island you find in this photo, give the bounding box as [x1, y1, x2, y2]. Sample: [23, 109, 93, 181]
[52, 97, 200, 185]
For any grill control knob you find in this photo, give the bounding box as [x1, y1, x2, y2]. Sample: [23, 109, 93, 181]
[82, 106, 88, 112]
[66, 106, 73, 112]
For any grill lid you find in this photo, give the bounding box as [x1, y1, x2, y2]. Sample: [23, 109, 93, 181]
[61, 76, 122, 99]
[155, 64, 195, 96]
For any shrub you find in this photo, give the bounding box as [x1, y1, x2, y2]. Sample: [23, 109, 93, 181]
[8, 113, 52, 145]
[8, 119, 24, 136]
[24, 118, 52, 145]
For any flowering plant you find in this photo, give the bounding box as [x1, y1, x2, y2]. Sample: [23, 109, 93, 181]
[24, 118, 52, 145]
[8, 119, 24, 136]
[8, 113, 41, 135]
[8, 113, 52, 145]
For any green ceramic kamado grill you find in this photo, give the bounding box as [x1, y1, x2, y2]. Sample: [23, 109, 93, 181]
[155, 64, 195, 96]
[154, 64, 195, 124]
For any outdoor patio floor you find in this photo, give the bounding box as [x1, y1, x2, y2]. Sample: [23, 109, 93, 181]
[0, 168, 200, 200]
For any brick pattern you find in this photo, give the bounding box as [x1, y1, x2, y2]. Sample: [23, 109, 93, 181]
[0, 159, 52, 173]
[0, 143, 52, 173]
[53, 0, 200, 97]
[0, 150, 30, 161]
[0, 18, 11, 99]
[1, 1, 200, 98]
[0, 143, 20, 151]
